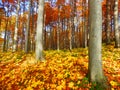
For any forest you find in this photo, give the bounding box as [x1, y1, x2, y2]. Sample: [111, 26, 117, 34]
[0, 0, 120, 89]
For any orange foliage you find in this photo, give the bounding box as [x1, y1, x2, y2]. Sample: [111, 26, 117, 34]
[102, 0, 106, 6]
[51, 8, 58, 22]
[45, 2, 54, 25]
[56, 0, 65, 5]
[2, 0, 14, 3]
[61, 5, 71, 19]
[45, 2, 72, 25]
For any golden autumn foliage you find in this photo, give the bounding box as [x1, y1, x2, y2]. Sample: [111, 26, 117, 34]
[0, 44, 120, 89]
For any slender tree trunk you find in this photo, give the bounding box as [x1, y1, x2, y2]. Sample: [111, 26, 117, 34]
[43, 12, 46, 50]
[35, 0, 45, 61]
[83, 0, 88, 48]
[71, 16, 75, 48]
[0, 20, 1, 32]
[114, 0, 120, 48]
[43, 2, 46, 49]
[25, 0, 31, 53]
[106, 0, 111, 44]
[20, 0, 26, 51]
[13, 0, 20, 52]
[21, 23, 25, 50]
[57, 5, 60, 51]
[30, 2, 35, 52]
[62, 19, 64, 49]
[88, 0, 110, 89]
[68, 18, 72, 50]
[6, 31, 10, 50]
[53, 27, 57, 50]
[49, 26, 52, 49]
[70, 0, 76, 49]
[3, 30, 7, 52]
[3, 16, 8, 52]
[65, 19, 68, 49]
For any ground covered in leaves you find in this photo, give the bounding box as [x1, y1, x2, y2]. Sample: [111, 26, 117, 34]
[0, 44, 120, 90]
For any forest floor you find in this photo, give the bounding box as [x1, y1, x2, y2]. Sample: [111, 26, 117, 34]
[0, 44, 120, 90]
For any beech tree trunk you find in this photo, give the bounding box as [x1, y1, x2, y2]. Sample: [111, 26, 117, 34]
[25, 0, 31, 53]
[83, 0, 88, 48]
[35, 0, 45, 61]
[106, 0, 111, 44]
[3, 14, 8, 52]
[114, 0, 120, 48]
[57, 5, 60, 51]
[69, 18, 72, 50]
[88, 0, 110, 89]
[13, 0, 20, 52]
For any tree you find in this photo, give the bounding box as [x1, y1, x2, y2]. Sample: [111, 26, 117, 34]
[57, 5, 60, 51]
[25, 0, 31, 53]
[70, 0, 76, 49]
[3, 12, 8, 52]
[82, 0, 88, 48]
[88, 0, 110, 89]
[13, 0, 20, 52]
[114, 0, 120, 48]
[35, 0, 45, 61]
[56, 0, 65, 51]
[106, 0, 111, 44]
[3, 1, 10, 52]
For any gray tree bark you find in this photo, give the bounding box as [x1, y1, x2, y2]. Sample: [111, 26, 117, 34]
[3, 13, 8, 52]
[25, 0, 31, 53]
[88, 0, 110, 89]
[106, 0, 111, 44]
[57, 5, 60, 51]
[114, 0, 120, 48]
[35, 0, 45, 61]
[83, 0, 88, 48]
[13, 0, 20, 52]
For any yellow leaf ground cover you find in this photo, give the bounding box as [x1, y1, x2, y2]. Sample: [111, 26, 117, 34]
[0, 45, 120, 90]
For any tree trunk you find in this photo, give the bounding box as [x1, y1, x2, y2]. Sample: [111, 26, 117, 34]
[35, 0, 45, 61]
[88, 0, 110, 89]
[44, 26, 47, 50]
[114, 0, 120, 48]
[70, 0, 76, 49]
[25, 0, 31, 53]
[49, 26, 52, 49]
[13, 0, 20, 52]
[68, 18, 72, 50]
[57, 5, 60, 51]
[106, 0, 111, 44]
[3, 13, 8, 52]
[83, 0, 88, 48]
[21, 23, 25, 50]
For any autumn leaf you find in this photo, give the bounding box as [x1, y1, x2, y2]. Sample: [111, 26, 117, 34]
[110, 81, 118, 86]
[0, 44, 120, 89]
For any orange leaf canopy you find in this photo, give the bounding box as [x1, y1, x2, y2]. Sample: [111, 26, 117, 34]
[56, 0, 65, 5]
[2, 0, 14, 3]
